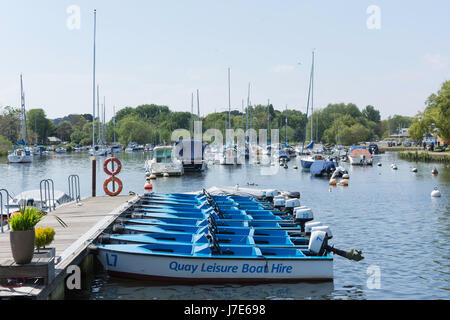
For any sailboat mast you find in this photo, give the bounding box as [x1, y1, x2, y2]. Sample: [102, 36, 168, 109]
[113, 106, 116, 145]
[310, 51, 315, 143]
[190, 93, 194, 135]
[103, 96, 106, 144]
[228, 67, 231, 130]
[197, 89, 200, 120]
[92, 9, 96, 149]
[285, 105, 288, 145]
[246, 83, 250, 135]
[97, 85, 100, 144]
[20, 74, 28, 145]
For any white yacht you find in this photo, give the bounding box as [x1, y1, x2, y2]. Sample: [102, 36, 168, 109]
[145, 146, 184, 176]
[8, 148, 32, 163]
[3, 189, 72, 213]
[90, 145, 108, 156]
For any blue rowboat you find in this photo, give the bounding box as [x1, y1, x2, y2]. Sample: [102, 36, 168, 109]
[120, 218, 301, 231]
[102, 232, 306, 248]
[117, 224, 291, 237]
[128, 210, 289, 222]
[96, 242, 333, 283]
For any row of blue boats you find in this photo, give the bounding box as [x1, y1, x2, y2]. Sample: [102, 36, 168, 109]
[93, 190, 363, 283]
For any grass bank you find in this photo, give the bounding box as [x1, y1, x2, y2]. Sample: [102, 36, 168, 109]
[398, 150, 450, 163]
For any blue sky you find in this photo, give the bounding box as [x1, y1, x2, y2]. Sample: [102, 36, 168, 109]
[0, 0, 449, 120]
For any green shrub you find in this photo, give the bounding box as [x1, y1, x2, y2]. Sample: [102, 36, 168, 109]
[9, 206, 44, 231]
[35, 227, 55, 250]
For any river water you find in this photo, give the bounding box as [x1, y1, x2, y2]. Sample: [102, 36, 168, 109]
[0, 151, 448, 300]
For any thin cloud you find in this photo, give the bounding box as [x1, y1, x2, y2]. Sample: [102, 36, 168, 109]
[424, 53, 450, 70]
[270, 64, 296, 73]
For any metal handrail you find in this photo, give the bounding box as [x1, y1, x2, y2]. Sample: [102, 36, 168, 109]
[68, 175, 81, 203]
[0, 189, 12, 232]
[40, 179, 56, 212]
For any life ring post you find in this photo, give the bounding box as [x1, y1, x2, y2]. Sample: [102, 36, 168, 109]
[103, 157, 123, 197]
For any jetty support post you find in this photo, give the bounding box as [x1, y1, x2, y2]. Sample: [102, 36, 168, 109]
[92, 157, 96, 197]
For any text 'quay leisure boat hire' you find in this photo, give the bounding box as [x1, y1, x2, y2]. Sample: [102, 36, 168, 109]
[93, 190, 364, 283]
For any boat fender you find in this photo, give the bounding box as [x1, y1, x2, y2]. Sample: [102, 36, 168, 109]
[311, 225, 333, 239]
[308, 231, 328, 256]
[305, 221, 322, 235]
[112, 224, 125, 234]
[339, 179, 349, 186]
[431, 188, 441, 197]
[103, 157, 122, 176]
[329, 178, 337, 186]
[144, 180, 153, 192]
[342, 173, 350, 179]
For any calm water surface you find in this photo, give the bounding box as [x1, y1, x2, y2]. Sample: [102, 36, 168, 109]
[0, 151, 448, 300]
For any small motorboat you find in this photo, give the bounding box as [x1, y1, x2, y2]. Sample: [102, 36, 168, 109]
[349, 147, 373, 166]
[55, 147, 67, 153]
[145, 146, 184, 176]
[8, 148, 32, 163]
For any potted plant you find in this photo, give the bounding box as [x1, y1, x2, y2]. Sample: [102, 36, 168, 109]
[9, 206, 44, 264]
[35, 227, 56, 258]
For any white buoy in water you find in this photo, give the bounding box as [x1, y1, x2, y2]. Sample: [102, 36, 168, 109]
[392, 164, 398, 170]
[163, 172, 169, 177]
[432, 168, 438, 175]
[293, 166, 298, 169]
[149, 174, 157, 179]
[431, 188, 441, 197]
[329, 178, 337, 186]
[412, 168, 417, 173]
[377, 163, 382, 166]
[339, 179, 349, 186]
[342, 173, 350, 179]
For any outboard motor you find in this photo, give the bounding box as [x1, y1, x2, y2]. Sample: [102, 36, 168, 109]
[273, 195, 285, 210]
[305, 221, 322, 236]
[284, 198, 301, 214]
[293, 207, 314, 232]
[263, 189, 278, 202]
[130, 212, 144, 219]
[98, 234, 111, 244]
[311, 225, 332, 239]
[308, 230, 328, 256]
[112, 224, 125, 234]
[308, 231, 365, 261]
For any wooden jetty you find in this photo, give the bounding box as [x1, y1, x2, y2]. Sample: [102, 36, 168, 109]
[0, 195, 138, 300]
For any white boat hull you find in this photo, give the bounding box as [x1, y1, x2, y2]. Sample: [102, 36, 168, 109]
[7, 154, 32, 163]
[349, 156, 373, 165]
[97, 248, 333, 282]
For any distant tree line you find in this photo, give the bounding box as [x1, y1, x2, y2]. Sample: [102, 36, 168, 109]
[1, 99, 419, 154]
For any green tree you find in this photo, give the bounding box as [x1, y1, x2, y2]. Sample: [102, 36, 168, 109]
[27, 109, 53, 144]
[362, 105, 381, 123]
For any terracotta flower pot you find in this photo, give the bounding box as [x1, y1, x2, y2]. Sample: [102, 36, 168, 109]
[10, 229, 35, 264]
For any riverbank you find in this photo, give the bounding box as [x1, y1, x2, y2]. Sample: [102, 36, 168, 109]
[378, 146, 421, 152]
[398, 150, 450, 163]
